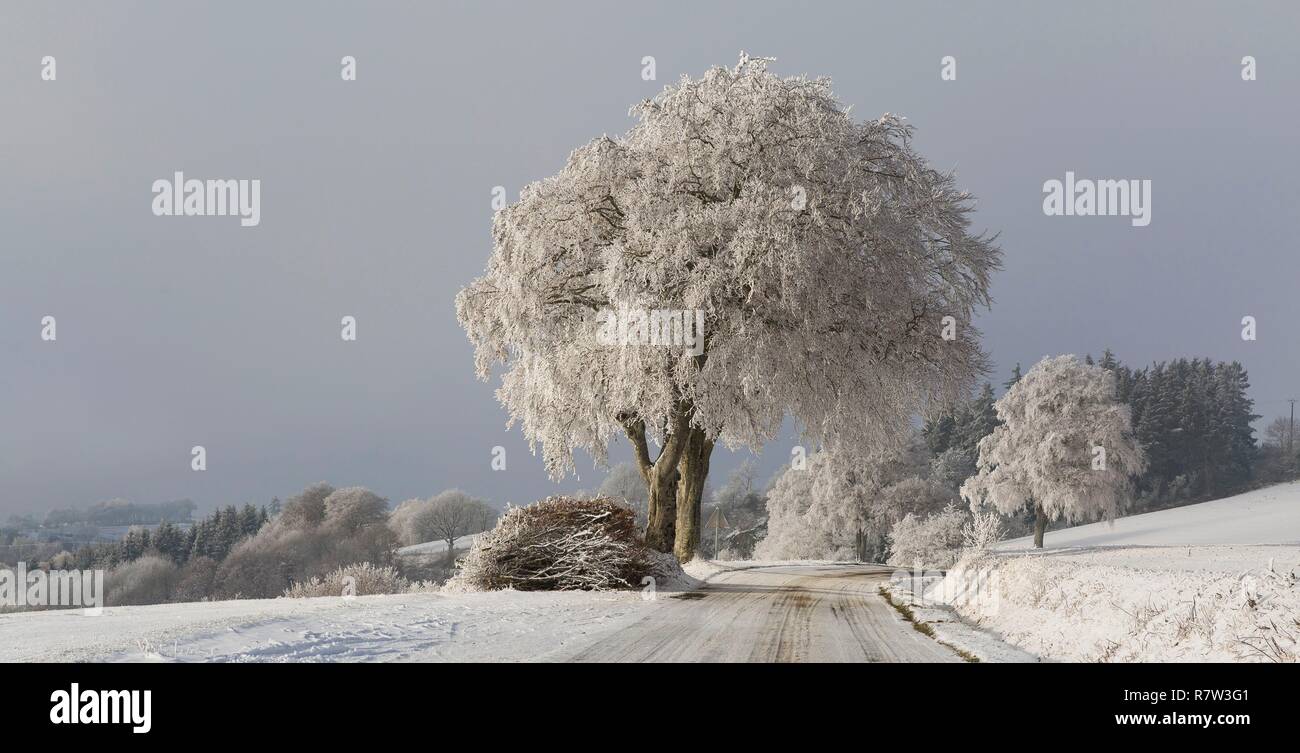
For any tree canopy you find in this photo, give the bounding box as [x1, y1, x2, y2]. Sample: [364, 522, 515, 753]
[457, 55, 1000, 558]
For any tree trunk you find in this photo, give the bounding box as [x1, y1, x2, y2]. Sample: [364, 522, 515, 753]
[673, 428, 714, 563]
[1033, 502, 1048, 548]
[623, 351, 714, 557]
[618, 406, 692, 555]
[644, 464, 680, 553]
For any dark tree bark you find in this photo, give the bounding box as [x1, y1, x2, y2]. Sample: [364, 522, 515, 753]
[645, 465, 680, 552]
[673, 427, 714, 563]
[619, 406, 691, 554]
[1033, 501, 1048, 548]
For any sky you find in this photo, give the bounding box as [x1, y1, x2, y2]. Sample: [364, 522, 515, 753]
[2, 1, 1298, 517]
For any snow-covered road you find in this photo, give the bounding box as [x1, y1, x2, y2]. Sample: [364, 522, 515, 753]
[563, 564, 962, 662]
[0, 564, 964, 662]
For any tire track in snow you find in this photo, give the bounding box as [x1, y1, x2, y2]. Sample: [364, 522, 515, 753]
[564, 564, 962, 663]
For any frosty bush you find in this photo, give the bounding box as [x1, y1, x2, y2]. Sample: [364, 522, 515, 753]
[449, 496, 672, 591]
[887, 503, 967, 570]
[106, 555, 179, 606]
[282, 562, 425, 598]
[961, 509, 1005, 554]
[173, 556, 219, 602]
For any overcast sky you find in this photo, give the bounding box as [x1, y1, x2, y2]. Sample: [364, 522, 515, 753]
[2, 1, 1298, 517]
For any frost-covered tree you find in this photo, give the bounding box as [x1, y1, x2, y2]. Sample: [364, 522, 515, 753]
[961, 355, 1146, 547]
[755, 451, 867, 561]
[279, 481, 334, 530]
[756, 444, 945, 562]
[457, 55, 1000, 561]
[390, 490, 495, 553]
[322, 487, 389, 534]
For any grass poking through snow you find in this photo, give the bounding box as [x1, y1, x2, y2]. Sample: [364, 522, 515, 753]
[879, 586, 980, 663]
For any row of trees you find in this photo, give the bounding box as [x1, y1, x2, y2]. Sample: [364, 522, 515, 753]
[761, 353, 1230, 559]
[1104, 352, 1258, 505]
[66, 504, 269, 571]
[43, 498, 197, 527]
[587, 345, 1272, 562]
[961, 355, 1146, 547]
[925, 350, 1264, 518]
[1259, 414, 1300, 482]
[32, 483, 500, 606]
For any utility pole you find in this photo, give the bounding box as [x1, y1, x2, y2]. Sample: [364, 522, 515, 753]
[1290, 398, 1297, 477]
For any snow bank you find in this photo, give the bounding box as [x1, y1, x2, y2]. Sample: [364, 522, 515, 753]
[940, 546, 1300, 662]
[886, 572, 1039, 663]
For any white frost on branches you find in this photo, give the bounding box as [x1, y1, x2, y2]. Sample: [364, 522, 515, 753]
[756, 443, 953, 561]
[755, 451, 866, 560]
[961, 354, 1147, 525]
[456, 55, 1001, 479]
[886, 503, 966, 570]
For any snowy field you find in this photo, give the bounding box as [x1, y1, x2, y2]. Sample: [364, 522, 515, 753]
[999, 480, 1300, 549]
[396, 534, 480, 556]
[0, 560, 989, 663]
[0, 589, 656, 662]
[934, 482, 1300, 662]
[0, 561, 719, 663]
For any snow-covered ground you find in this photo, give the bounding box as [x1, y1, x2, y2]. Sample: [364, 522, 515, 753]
[933, 482, 1300, 662]
[9, 485, 1297, 663]
[0, 560, 970, 663]
[396, 534, 480, 557]
[0, 589, 657, 663]
[999, 480, 1300, 549]
[0, 559, 715, 662]
[885, 572, 1039, 663]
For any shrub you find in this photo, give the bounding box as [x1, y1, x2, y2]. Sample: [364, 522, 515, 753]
[173, 556, 219, 602]
[448, 496, 668, 591]
[961, 509, 1005, 554]
[106, 555, 179, 606]
[282, 562, 425, 598]
[887, 503, 967, 570]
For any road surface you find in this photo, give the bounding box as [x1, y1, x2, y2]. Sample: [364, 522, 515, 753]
[564, 564, 962, 662]
[0, 563, 962, 662]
